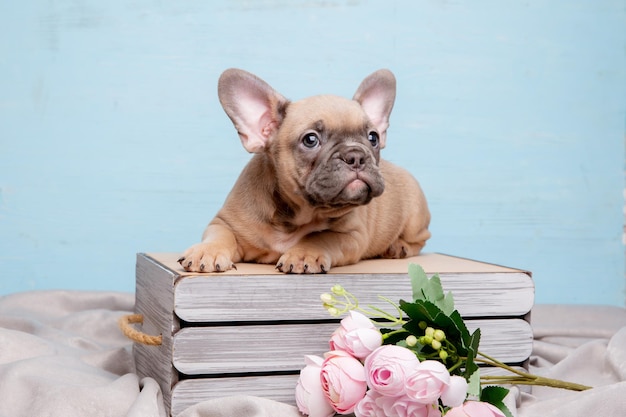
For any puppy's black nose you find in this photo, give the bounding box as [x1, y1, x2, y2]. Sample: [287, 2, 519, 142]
[342, 150, 366, 170]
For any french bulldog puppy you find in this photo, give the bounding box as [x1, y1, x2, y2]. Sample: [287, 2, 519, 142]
[179, 68, 430, 274]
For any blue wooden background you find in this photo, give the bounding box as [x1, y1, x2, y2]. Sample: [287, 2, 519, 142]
[1, 1, 624, 305]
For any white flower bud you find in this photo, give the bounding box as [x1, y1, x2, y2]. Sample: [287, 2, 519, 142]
[327, 307, 340, 317]
[320, 293, 335, 304]
[406, 335, 418, 347]
[331, 284, 346, 296]
[434, 329, 446, 341]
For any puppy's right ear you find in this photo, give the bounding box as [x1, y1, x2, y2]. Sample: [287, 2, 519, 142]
[218, 69, 289, 153]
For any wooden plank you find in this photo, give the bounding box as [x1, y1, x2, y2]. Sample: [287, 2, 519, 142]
[133, 254, 179, 412]
[169, 367, 529, 416]
[173, 272, 534, 321]
[171, 375, 299, 416]
[171, 319, 532, 375]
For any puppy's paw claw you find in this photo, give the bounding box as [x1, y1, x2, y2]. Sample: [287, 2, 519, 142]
[276, 251, 331, 274]
[179, 243, 237, 273]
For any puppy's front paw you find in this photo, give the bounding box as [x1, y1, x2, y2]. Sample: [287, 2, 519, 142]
[178, 242, 236, 273]
[276, 249, 331, 274]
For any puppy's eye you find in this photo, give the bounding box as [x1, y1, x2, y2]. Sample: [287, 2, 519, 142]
[368, 131, 379, 147]
[302, 132, 320, 148]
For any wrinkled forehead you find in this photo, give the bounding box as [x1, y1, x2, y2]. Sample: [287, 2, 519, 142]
[283, 95, 371, 133]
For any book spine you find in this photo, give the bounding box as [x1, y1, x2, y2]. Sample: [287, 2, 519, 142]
[170, 365, 529, 415]
[173, 272, 534, 320]
[171, 318, 532, 375]
[134, 254, 179, 412]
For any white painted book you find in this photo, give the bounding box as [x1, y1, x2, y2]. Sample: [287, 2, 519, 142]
[131, 252, 533, 416]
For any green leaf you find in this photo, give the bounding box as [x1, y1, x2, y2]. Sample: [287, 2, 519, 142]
[401, 300, 471, 348]
[481, 385, 509, 403]
[481, 386, 513, 417]
[449, 309, 472, 347]
[400, 300, 454, 335]
[408, 264, 455, 315]
[408, 263, 430, 301]
[467, 368, 481, 397]
[496, 402, 514, 417]
[463, 328, 481, 380]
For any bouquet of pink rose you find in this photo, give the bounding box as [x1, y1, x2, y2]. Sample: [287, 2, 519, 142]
[295, 265, 590, 417]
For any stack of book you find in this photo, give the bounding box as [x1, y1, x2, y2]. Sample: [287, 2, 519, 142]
[132, 252, 534, 416]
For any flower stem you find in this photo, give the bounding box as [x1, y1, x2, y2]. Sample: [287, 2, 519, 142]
[476, 351, 592, 392]
[447, 357, 464, 373]
[381, 328, 409, 340]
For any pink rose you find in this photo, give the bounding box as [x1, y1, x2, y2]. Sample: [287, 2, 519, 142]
[405, 360, 450, 404]
[364, 345, 420, 396]
[353, 390, 385, 417]
[295, 355, 335, 417]
[444, 401, 506, 417]
[320, 350, 368, 414]
[376, 395, 442, 417]
[329, 311, 382, 359]
[440, 375, 468, 407]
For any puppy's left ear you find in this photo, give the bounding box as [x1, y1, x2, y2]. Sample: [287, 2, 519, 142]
[353, 69, 396, 149]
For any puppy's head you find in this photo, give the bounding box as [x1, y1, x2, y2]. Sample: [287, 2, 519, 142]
[217, 69, 396, 209]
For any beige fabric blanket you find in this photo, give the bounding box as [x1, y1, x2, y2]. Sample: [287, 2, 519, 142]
[0, 291, 624, 417]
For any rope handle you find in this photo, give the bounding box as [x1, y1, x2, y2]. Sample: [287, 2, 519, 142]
[118, 314, 163, 346]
